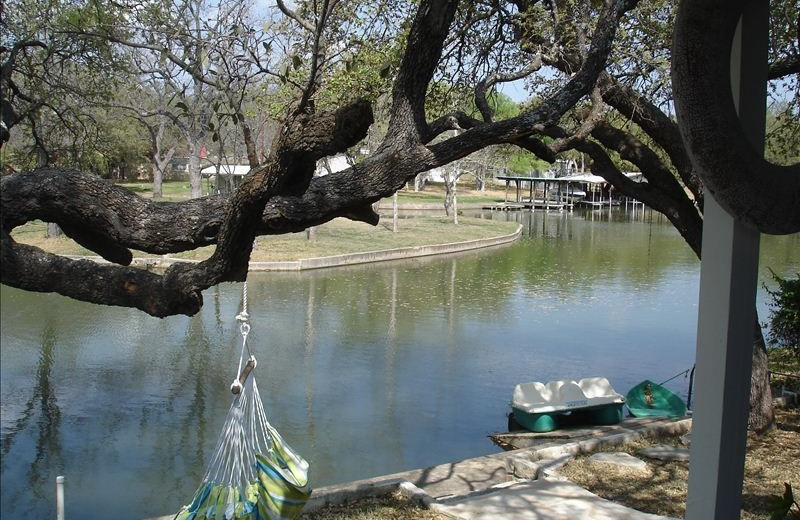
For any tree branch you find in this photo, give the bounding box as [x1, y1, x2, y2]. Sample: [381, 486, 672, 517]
[768, 54, 800, 80]
[384, 0, 460, 145]
[1, 100, 374, 316]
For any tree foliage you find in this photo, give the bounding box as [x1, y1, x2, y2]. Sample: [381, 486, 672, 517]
[1, 0, 798, 319]
[765, 272, 800, 359]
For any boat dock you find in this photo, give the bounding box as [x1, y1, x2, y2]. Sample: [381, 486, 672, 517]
[483, 200, 565, 211]
[492, 173, 647, 211]
[490, 416, 688, 451]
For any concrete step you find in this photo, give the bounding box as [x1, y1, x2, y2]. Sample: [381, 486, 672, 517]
[434, 479, 675, 520]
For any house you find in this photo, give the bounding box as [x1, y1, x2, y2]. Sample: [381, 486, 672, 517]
[200, 164, 250, 194]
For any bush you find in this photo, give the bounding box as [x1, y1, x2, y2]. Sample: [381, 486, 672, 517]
[765, 271, 800, 360]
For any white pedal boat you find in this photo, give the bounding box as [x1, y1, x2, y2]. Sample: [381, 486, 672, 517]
[510, 377, 625, 432]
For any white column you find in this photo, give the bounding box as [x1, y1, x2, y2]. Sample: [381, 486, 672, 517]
[685, 2, 767, 518]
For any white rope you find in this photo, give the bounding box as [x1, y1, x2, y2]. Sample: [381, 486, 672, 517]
[231, 281, 254, 393]
[177, 278, 310, 519]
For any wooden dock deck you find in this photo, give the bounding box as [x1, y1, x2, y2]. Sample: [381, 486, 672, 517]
[483, 200, 568, 211]
[489, 416, 688, 451]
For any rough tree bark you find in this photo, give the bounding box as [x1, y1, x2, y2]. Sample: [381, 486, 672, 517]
[187, 140, 203, 199]
[148, 118, 175, 200]
[1, 0, 638, 318]
[519, 0, 787, 430]
[672, 0, 800, 235]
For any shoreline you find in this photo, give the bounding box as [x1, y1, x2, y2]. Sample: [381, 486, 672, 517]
[63, 224, 522, 272]
[148, 417, 691, 520]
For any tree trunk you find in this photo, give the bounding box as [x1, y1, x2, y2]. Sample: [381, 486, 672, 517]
[444, 182, 454, 216]
[149, 119, 173, 200]
[749, 317, 774, 433]
[241, 121, 260, 168]
[46, 222, 62, 238]
[392, 192, 398, 232]
[453, 193, 458, 225]
[187, 141, 203, 199]
[444, 167, 459, 224]
[152, 161, 163, 199]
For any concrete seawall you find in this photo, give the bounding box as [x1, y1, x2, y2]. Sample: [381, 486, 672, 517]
[67, 224, 522, 272]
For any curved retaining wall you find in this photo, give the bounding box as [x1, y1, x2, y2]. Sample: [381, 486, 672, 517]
[72, 224, 522, 272]
[250, 224, 522, 271]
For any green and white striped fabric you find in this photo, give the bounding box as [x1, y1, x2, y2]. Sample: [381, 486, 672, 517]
[174, 376, 311, 520]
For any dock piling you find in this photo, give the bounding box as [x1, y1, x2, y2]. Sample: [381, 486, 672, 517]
[56, 475, 65, 520]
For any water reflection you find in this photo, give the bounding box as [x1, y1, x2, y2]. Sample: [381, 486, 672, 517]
[1, 208, 797, 520]
[0, 322, 63, 513]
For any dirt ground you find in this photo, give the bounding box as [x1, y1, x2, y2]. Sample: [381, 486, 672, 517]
[300, 492, 448, 520]
[559, 407, 800, 519]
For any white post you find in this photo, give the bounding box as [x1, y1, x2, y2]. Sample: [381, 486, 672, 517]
[56, 475, 65, 520]
[685, 2, 767, 518]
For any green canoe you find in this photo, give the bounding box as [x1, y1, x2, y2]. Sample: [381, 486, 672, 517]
[626, 380, 687, 418]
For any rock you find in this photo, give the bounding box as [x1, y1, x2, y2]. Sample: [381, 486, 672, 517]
[588, 452, 648, 471]
[505, 456, 540, 480]
[537, 455, 573, 480]
[637, 445, 691, 462]
[680, 434, 691, 446]
[506, 454, 574, 480]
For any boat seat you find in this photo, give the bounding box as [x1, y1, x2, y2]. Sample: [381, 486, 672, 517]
[512, 382, 551, 409]
[512, 378, 624, 414]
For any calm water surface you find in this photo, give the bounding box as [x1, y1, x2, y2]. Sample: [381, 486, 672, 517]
[1, 208, 798, 519]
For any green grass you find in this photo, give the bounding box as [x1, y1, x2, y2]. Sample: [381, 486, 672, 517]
[115, 180, 508, 205]
[117, 180, 197, 201]
[382, 184, 507, 205]
[11, 217, 518, 263]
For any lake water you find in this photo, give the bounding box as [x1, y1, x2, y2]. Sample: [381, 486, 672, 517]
[1, 208, 797, 519]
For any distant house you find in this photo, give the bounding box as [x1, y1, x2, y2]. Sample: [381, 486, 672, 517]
[314, 155, 351, 176]
[201, 164, 250, 194]
[314, 153, 455, 192]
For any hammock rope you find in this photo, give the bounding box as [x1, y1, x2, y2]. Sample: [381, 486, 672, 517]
[175, 281, 311, 520]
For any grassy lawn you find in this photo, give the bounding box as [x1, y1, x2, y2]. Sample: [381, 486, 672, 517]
[385, 185, 507, 205]
[117, 180, 197, 201]
[115, 180, 509, 205]
[559, 407, 800, 519]
[11, 216, 519, 262]
[300, 493, 446, 520]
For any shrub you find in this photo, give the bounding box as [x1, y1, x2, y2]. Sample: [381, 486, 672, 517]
[765, 271, 800, 360]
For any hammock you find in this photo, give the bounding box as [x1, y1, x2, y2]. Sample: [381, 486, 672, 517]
[175, 283, 311, 520]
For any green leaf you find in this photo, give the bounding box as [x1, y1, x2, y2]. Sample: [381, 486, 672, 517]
[292, 55, 302, 70]
[175, 101, 188, 112]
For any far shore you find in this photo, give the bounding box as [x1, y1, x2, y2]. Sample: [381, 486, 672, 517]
[12, 216, 521, 270]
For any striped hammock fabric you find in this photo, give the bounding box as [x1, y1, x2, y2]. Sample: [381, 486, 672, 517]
[174, 373, 311, 520]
